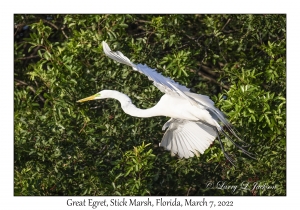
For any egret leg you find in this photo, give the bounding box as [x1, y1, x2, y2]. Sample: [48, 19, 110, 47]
[222, 130, 256, 160]
[226, 127, 251, 147]
[214, 127, 236, 166]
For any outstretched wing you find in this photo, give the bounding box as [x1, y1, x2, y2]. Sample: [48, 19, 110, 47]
[102, 41, 190, 98]
[103, 42, 231, 130]
[160, 118, 217, 158]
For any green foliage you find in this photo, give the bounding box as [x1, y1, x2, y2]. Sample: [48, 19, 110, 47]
[110, 142, 156, 195]
[14, 14, 285, 196]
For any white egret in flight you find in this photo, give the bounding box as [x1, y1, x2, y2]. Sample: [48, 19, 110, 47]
[77, 41, 254, 165]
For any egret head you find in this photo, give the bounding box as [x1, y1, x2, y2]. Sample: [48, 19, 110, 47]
[77, 90, 111, 103]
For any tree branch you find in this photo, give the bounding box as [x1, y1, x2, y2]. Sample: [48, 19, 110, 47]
[198, 64, 219, 77]
[15, 55, 40, 61]
[42, 19, 69, 39]
[188, 68, 230, 90]
[14, 79, 45, 103]
[221, 18, 231, 32]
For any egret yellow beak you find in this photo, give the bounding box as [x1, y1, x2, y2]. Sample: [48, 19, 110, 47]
[77, 94, 99, 103]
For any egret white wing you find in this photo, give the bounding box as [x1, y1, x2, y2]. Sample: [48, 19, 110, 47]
[102, 41, 190, 97]
[103, 41, 243, 142]
[160, 118, 217, 158]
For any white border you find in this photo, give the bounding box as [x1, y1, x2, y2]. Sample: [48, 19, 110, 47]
[2, 0, 297, 209]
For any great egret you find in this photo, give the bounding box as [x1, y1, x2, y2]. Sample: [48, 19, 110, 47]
[77, 41, 254, 164]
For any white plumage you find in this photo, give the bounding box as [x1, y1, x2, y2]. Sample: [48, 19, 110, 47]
[77, 41, 254, 164]
[160, 119, 216, 158]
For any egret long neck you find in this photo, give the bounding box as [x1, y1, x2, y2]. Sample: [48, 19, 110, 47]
[106, 90, 162, 118]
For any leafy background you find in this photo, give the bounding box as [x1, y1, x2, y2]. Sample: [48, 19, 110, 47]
[14, 14, 286, 196]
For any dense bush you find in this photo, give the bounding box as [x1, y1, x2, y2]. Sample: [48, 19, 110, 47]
[14, 14, 286, 195]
